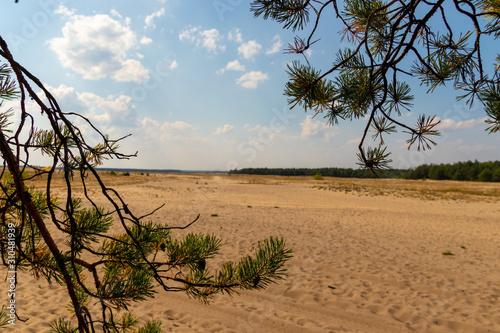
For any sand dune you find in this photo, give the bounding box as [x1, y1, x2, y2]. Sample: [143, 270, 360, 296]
[3, 173, 500, 332]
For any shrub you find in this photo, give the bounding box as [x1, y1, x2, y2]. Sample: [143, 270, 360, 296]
[313, 173, 323, 180]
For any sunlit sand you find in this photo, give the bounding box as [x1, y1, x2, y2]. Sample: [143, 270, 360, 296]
[4, 172, 500, 332]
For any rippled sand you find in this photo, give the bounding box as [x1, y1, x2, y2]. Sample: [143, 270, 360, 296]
[4, 173, 500, 332]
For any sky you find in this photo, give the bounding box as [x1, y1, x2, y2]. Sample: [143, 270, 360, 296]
[1, 0, 499, 171]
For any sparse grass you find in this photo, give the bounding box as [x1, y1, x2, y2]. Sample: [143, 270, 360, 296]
[442, 251, 455, 256]
[247, 205, 252, 208]
[23, 169, 149, 189]
[313, 178, 500, 202]
[211, 214, 218, 217]
[22, 171, 500, 204]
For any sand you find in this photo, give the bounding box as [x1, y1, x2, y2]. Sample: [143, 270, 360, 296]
[2, 173, 500, 332]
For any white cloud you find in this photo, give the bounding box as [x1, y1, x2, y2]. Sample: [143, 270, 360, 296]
[236, 71, 269, 89]
[159, 121, 203, 142]
[140, 36, 153, 45]
[438, 117, 486, 130]
[200, 29, 224, 53]
[110, 9, 122, 18]
[41, 84, 137, 140]
[217, 59, 245, 74]
[148, 120, 214, 144]
[300, 115, 337, 140]
[48, 12, 148, 83]
[226, 60, 245, 71]
[266, 35, 282, 55]
[144, 8, 165, 29]
[238, 40, 262, 60]
[245, 124, 286, 147]
[137, 118, 204, 144]
[228, 28, 243, 43]
[161, 121, 194, 131]
[79, 92, 135, 125]
[347, 137, 361, 145]
[169, 60, 178, 70]
[112, 59, 147, 83]
[179, 26, 199, 43]
[55, 5, 76, 17]
[140, 117, 160, 130]
[247, 124, 262, 132]
[215, 124, 234, 134]
[49, 84, 77, 98]
[179, 26, 225, 53]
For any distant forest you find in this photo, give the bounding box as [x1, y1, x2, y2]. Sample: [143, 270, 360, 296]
[402, 160, 500, 182]
[229, 160, 500, 182]
[228, 167, 405, 179]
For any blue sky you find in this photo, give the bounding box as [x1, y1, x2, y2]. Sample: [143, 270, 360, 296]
[1, 0, 499, 171]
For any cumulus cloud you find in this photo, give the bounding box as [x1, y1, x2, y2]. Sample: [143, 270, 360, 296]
[83, 94, 134, 125]
[112, 59, 148, 83]
[50, 84, 134, 122]
[179, 26, 198, 43]
[217, 60, 245, 74]
[169, 60, 178, 70]
[179, 26, 225, 53]
[226, 60, 245, 71]
[215, 124, 234, 134]
[347, 137, 361, 146]
[300, 115, 337, 140]
[144, 8, 165, 29]
[48, 12, 148, 83]
[200, 29, 225, 53]
[140, 36, 153, 45]
[161, 121, 194, 131]
[438, 117, 487, 130]
[159, 121, 204, 142]
[245, 124, 286, 148]
[236, 71, 269, 89]
[55, 4, 76, 17]
[136, 118, 205, 144]
[266, 35, 282, 55]
[39, 84, 137, 141]
[110, 9, 122, 18]
[238, 40, 262, 60]
[140, 117, 160, 130]
[228, 28, 243, 43]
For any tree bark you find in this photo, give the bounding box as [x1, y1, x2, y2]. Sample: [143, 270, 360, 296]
[0, 130, 88, 332]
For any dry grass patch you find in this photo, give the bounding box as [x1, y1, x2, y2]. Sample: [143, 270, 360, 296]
[314, 178, 500, 202]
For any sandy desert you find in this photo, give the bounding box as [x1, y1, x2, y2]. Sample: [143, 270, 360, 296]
[2, 172, 500, 332]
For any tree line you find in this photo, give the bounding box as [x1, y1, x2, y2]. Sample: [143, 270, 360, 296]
[229, 160, 500, 182]
[402, 160, 500, 182]
[229, 167, 406, 179]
